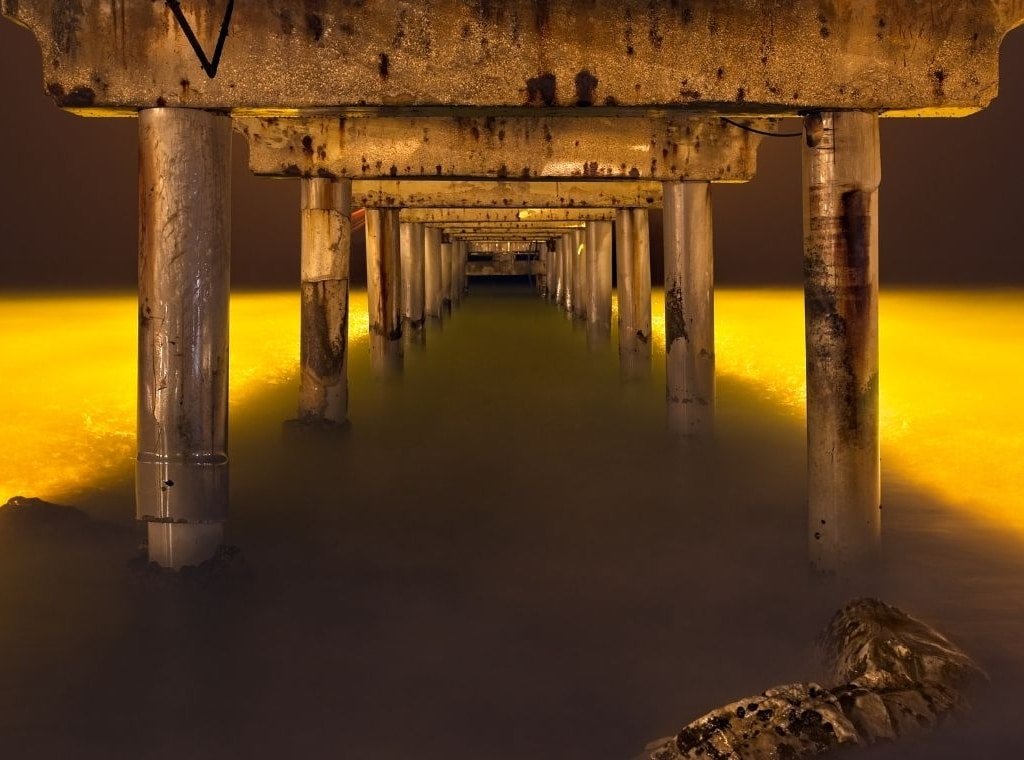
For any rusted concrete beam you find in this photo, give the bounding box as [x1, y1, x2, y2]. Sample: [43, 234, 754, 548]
[137, 108, 230, 569]
[6, 1, 1023, 116]
[469, 242, 540, 254]
[239, 115, 758, 182]
[352, 180, 664, 208]
[803, 111, 881, 578]
[400, 208, 616, 223]
[297, 178, 352, 427]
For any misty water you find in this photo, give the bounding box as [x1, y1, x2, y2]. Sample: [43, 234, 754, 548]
[1, 283, 1023, 758]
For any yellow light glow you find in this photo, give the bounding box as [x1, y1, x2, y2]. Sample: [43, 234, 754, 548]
[652, 288, 1024, 534]
[0, 292, 369, 505]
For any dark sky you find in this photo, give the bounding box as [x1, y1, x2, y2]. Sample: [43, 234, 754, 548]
[3, 21, 1024, 289]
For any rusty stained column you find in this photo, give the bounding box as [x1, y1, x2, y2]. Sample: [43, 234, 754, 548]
[663, 181, 715, 436]
[588, 220, 614, 342]
[616, 209, 652, 378]
[424, 226, 443, 321]
[553, 236, 565, 305]
[573, 228, 589, 320]
[365, 209, 403, 373]
[803, 111, 881, 577]
[298, 178, 352, 427]
[543, 239, 557, 299]
[451, 240, 464, 306]
[562, 233, 575, 316]
[138, 108, 231, 569]
[400, 221, 426, 346]
[440, 236, 454, 315]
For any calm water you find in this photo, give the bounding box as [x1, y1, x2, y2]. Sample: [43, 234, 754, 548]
[0, 284, 1022, 758]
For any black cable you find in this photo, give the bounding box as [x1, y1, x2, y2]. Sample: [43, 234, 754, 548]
[166, 0, 235, 79]
[720, 117, 802, 138]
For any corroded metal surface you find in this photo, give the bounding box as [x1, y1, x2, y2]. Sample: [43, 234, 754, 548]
[137, 107, 230, 567]
[424, 226, 443, 320]
[4, 1, 1022, 115]
[663, 181, 715, 436]
[400, 221, 426, 335]
[803, 111, 881, 577]
[352, 180, 664, 208]
[365, 209, 403, 372]
[617, 208, 653, 378]
[642, 599, 986, 759]
[298, 178, 351, 426]
[239, 115, 758, 182]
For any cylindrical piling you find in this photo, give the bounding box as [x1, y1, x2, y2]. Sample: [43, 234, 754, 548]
[298, 177, 352, 427]
[616, 209, 652, 377]
[400, 221, 426, 345]
[663, 181, 715, 436]
[366, 209, 403, 373]
[802, 110, 881, 577]
[440, 237, 453, 314]
[425, 226, 444, 321]
[137, 108, 231, 568]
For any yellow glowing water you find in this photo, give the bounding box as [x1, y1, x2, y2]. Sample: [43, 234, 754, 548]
[0, 292, 369, 504]
[1, 289, 1022, 535]
[653, 289, 1024, 534]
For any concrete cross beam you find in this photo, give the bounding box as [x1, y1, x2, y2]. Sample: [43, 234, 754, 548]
[3, 1, 1023, 116]
[237, 115, 759, 182]
[350, 180, 666, 209]
[400, 209, 616, 223]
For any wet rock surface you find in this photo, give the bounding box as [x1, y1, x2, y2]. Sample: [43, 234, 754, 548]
[642, 599, 986, 760]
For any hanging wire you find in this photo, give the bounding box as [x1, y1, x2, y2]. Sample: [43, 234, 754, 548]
[720, 117, 803, 138]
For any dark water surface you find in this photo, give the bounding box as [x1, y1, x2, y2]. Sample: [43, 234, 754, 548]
[1, 282, 1022, 759]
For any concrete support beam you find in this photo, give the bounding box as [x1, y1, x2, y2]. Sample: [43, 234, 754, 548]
[241, 115, 758, 182]
[616, 209, 653, 378]
[10, 2, 1019, 116]
[424, 226, 443, 320]
[298, 177, 352, 427]
[401, 209, 616, 224]
[137, 108, 231, 569]
[663, 181, 715, 436]
[400, 220, 426, 345]
[803, 111, 882, 577]
[352, 180, 664, 209]
[365, 209, 403, 373]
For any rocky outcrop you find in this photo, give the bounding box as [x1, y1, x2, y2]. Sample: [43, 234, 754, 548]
[642, 599, 986, 760]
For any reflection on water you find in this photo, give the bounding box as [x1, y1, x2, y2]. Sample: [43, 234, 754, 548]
[3, 289, 1019, 535]
[0, 292, 369, 503]
[0, 284, 1022, 758]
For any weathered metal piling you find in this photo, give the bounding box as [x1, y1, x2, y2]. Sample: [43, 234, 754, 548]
[616, 209, 653, 378]
[400, 221, 426, 346]
[298, 178, 352, 427]
[663, 181, 715, 436]
[803, 111, 882, 576]
[365, 209, 403, 373]
[137, 108, 231, 569]
[424, 226, 444, 322]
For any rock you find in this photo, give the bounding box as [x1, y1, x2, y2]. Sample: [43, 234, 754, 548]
[640, 599, 986, 759]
